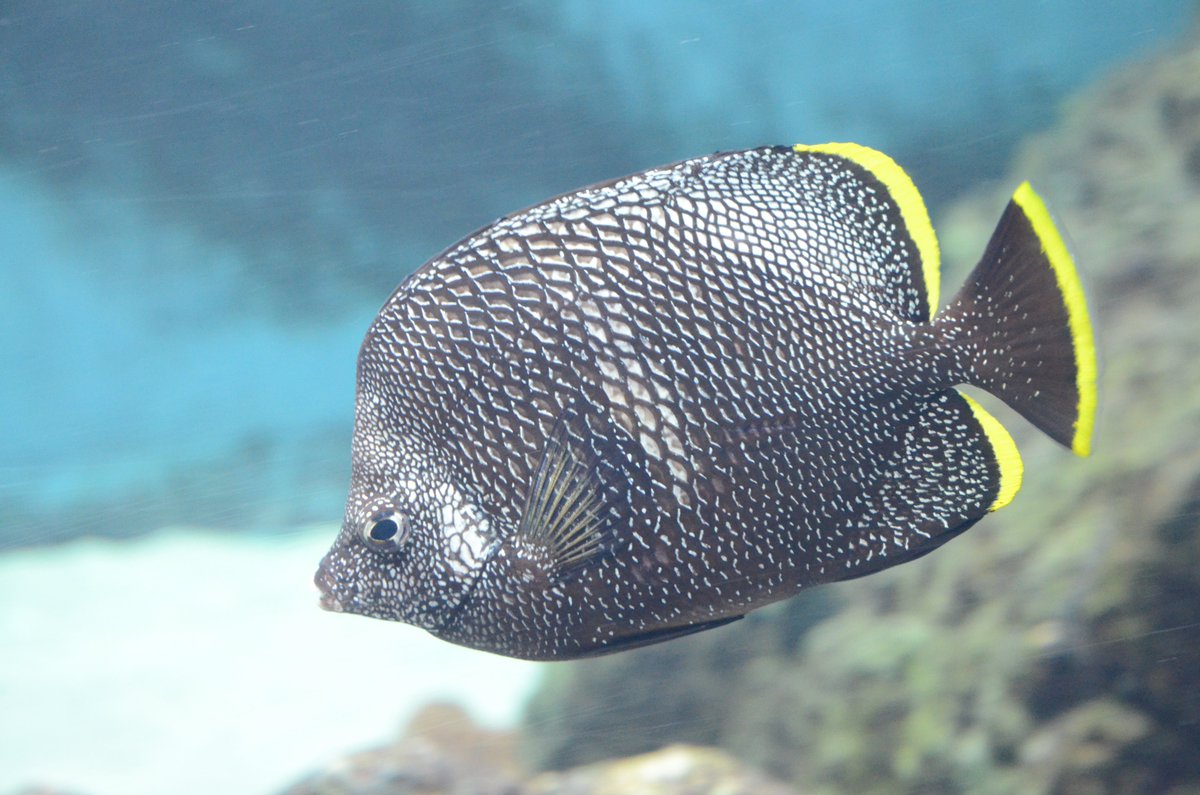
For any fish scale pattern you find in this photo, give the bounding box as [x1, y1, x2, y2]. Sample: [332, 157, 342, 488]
[338, 146, 999, 659]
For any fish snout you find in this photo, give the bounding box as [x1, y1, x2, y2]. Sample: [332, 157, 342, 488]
[313, 564, 345, 613]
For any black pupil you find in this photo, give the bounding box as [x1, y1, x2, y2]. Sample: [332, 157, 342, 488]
[369, 518, 399, 542]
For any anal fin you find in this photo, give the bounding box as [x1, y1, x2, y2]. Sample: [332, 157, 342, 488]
[829, 389, 1023, 581]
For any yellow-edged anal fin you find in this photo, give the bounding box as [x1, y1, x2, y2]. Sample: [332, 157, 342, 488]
[1011, 182, 1097, 458]
[960, 393, 1023, 511]
[793, 142, 941, 319]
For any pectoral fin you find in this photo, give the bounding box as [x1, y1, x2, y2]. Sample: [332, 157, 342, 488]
[515, 408, 614, 576]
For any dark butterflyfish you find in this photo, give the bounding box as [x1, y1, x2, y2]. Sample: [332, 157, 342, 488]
[314, 143, 1097, 660]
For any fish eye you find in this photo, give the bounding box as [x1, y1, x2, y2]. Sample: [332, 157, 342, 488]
[361, 511, 411, 547]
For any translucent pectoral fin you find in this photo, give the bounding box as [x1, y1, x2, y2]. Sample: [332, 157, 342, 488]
[515, 407, 615, 576]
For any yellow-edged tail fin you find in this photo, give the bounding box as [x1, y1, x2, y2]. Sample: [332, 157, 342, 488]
[935, 184, 1097, 456]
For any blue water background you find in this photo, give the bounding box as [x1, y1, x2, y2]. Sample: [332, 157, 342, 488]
[1, 0, 1188, 546]
[0, 3, 1193, 795]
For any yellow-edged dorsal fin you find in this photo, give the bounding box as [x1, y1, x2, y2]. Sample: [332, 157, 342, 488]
[793, 142, 941, 319]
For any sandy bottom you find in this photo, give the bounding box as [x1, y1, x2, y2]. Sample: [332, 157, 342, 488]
[0, 529, 541, 795]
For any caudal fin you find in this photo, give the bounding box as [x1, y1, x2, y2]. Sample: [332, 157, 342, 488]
[935, 183, 1097, 456]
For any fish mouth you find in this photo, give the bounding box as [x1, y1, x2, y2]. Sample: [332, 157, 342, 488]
[313, 565, 345, 613]
[318, 589, 344, 612]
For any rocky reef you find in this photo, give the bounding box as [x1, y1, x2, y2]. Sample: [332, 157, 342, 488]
[278, 703, 799, 795]
[520, 22, 1200, 795]
[522, 745, 801, 795]
[279, 703, 522, 795]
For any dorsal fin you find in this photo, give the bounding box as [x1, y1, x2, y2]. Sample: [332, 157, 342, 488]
[516, 410, 611, 575]
[789, 142, 941, 321]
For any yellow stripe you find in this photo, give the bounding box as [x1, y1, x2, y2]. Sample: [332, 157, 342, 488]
[959, 393, 1023, 511]
[1011, 182, 1098, 457]
[793, 142, 941, 319]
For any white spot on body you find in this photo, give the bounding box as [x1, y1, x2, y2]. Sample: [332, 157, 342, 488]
[420, 473, 495, 577]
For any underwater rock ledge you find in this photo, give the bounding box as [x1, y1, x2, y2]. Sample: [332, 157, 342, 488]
[277, 703, 800, 795]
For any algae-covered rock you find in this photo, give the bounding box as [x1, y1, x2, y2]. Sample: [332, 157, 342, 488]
[277, 709, 796, 795]
[1020, 699, 1152, 794]
[278, 702, 523, 795]
[521, 23, 1200, 795]
[523, 745, 801, 795]
[520, 588, 837, 771]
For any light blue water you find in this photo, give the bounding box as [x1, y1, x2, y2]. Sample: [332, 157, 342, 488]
[1, 1, 1188, 547]
[0, 3, 1193, 794]
[0, 173, 359, 510]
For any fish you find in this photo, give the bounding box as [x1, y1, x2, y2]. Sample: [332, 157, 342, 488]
[314, 142, 1097, 661]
